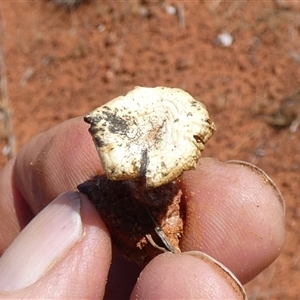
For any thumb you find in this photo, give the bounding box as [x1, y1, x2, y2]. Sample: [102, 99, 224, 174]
[0, 192, 111, 299]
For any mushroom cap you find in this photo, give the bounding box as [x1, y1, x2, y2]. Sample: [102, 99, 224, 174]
[84, 86, 216, 188]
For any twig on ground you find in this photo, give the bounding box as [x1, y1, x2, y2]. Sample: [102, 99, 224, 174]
[177, 3, 185, 30]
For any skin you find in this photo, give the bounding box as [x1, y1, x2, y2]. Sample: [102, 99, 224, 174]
[0, 117, 286, 299]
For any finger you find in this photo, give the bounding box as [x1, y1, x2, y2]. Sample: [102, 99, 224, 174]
[0, 192, 111, 299]
[13, 117, 102, 214]
[130, 251, 246, 300]
[180, 158, 286, 283]
[0, 159, 34, 253]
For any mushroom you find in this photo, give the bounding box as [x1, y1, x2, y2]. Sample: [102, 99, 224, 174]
[84, 86, 215, 188]
[79, 86, 215, 265]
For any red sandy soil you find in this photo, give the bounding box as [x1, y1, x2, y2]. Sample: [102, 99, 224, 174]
[0, 1, 299, 299]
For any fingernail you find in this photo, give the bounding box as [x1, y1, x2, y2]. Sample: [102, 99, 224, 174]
[227, 160, 285, 212]
[0, 192, 83, 291]
[183, 251, 247, 300]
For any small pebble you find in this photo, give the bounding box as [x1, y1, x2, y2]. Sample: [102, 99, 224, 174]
[216, 32, 234, 47]
[165, 5, 177, 15]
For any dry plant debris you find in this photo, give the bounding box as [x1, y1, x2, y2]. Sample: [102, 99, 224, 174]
[51, 0, 83, 8]
[79, 86, 215, 265]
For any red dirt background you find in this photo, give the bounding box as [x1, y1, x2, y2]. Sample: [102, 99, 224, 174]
[0, 1, 299, 299]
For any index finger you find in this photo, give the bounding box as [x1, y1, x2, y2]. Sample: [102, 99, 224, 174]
[14, 117, 103, 213]
[180, 158, 285, 283]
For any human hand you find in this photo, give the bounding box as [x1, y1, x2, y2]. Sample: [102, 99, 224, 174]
[0, 117, 285, 299]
